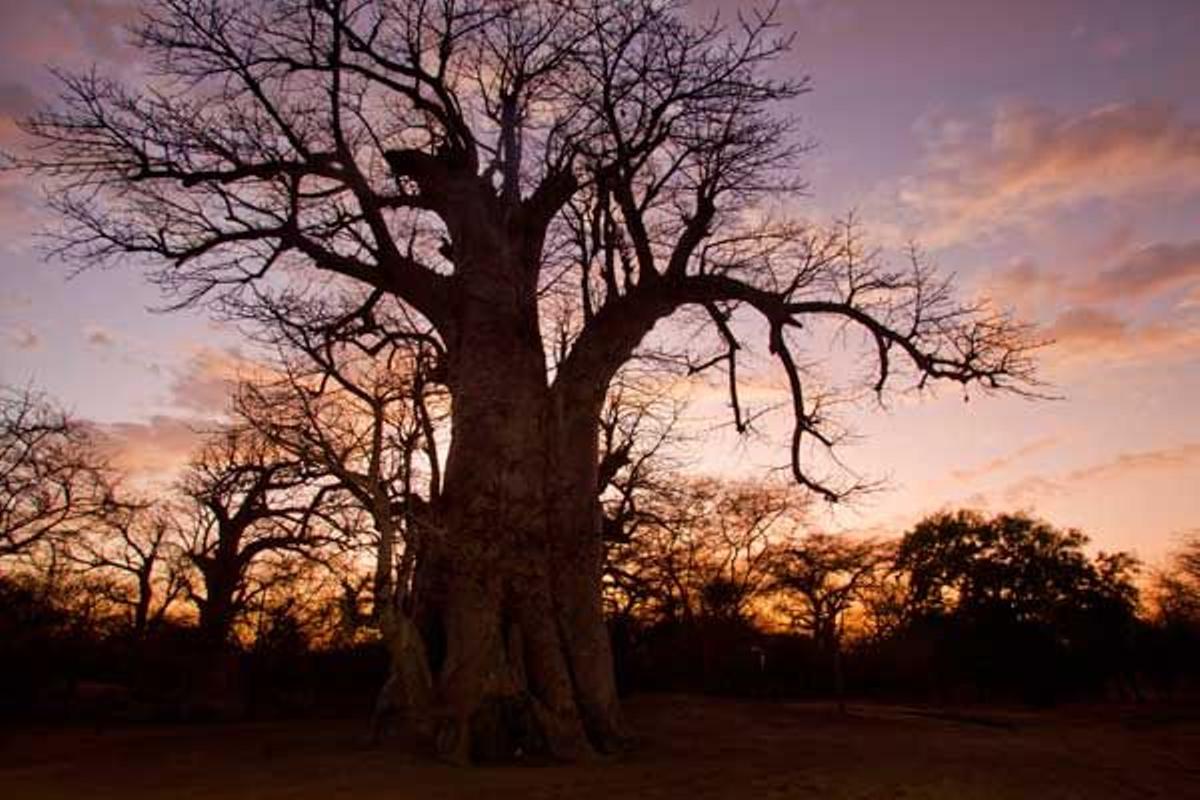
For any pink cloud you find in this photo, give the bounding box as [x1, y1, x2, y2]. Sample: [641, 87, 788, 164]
[6, 327, 40, 351]
[1001, 475, 1066, 508]
[978, 237, 1200, 369]
[902, 102, 1200, 243]
[1, 1, 139, 66]
[98, 414, 206, 478]
[83, 325, 117, 348]
[1181, 286, 1200, 310]
[981, 259, 1066, 317]
[1063, 443, 1200, 484]
[1093, 33, 1132, 61]
[1081, 240, 1200, 303]
[988, 443, 1200, 509]
[165, 346, 271, 416]
[1044, 306, 1200, 365]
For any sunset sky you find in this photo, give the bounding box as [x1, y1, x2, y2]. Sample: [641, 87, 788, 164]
[2, 0, 1198, 565]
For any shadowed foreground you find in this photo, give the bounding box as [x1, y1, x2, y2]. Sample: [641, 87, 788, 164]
[3, 696, 1197, 799]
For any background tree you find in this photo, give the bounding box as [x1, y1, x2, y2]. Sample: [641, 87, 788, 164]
[66, 500, 186, 638]
[175, 425, 335, 707]
[234, 298, 448, 738]
[1146, 534, 1200, 695]
[1, 385, 114, 560]
[19, 0, 1041, 759]
[1153, 534, 1200, 628]
[897, 510, 1136, 624]
[770, 533, 892, 708]
[607, 478, 798, 626]
[892, 510, 1140, 701]
[596, 374, 687, 619]
[604, 477, 803, 692]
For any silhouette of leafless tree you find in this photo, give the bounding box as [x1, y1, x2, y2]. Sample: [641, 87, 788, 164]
[17, 0, 1043, 760]
[0, 385, 115, 560]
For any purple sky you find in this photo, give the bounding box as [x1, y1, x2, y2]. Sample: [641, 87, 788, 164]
[2, 0, 1199, 564]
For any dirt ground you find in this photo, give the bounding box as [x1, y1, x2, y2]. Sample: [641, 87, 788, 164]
[3, 695, 1198, 799]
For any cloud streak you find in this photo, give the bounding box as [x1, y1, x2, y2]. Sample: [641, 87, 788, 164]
[1044, 307, 1200, 365]
[951, 436, 1060, 481]
[1082, 240, 1200, 303]
[992, 442, 1200, 509]
[83, 325, 117, 348]
[6, 327, 40, 351]
[981, 238, 1200, 368]
[164, 346, 268, 417]
[902, 102, 1200, 244]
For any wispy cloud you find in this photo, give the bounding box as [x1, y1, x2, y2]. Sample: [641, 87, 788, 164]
[0, 0, 139, 67]
[994, 443, 1200, 508]
[6, 327, 40, 351]
[980, 236, 1200, 369]
[901, 102, 1200, 244]
[164, 346, 270, 417]
[1081, 240, 1200, 304]
[0, 1, 141, 235]
[950, 435, 1060, 481]
[1044, 307, 1200, 365]
[1063, 443, 1200, 484]
[83, 325, 117, 348]
[990, 239, 1200, 308]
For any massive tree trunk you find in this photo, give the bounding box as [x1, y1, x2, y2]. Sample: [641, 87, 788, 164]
[393, 251, 627, 762]
[191, 563, 243, 716]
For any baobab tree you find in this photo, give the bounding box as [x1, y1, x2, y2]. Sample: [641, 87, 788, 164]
[176, 425, 335, 701]
[18, 0, 1040, 759]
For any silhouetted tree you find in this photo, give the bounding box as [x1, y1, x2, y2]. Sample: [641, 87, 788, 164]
[608, 478, 800, 627]
[66, 500, 186, 638]
[597, 376, 687, 616]
[770, 533, 892, 706]
[176, 426, 335, 701]
[234, 300, 447, 737]
[1153, 534, 1200, 628]
[1, 385, 114, 560]
[894, 510, 1139, 701]
[19, 0, 1041, 759]
[604, 476, 803, 692]
[899, 511, 1135, 624]
[1146, 534, 1200, 694]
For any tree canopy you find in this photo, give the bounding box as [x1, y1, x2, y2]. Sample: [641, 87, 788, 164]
[18, 0, 1042, 499]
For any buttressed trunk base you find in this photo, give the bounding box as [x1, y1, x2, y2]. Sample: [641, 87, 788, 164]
[380, 312, 627, 763]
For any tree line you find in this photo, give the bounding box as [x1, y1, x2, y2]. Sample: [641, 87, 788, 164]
[4, 369, 1198, 731]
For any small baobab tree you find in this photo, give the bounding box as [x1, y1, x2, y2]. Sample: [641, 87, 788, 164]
[234, 298, 447, 739]
[608, 478, 800, 626]
[176, 425, 335, 705]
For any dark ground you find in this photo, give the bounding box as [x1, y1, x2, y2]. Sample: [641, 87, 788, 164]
[3, 695, 1198, 799]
